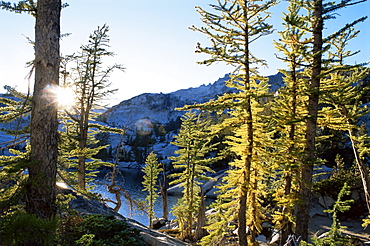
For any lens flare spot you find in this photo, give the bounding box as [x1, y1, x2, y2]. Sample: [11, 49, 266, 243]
[135, 119, 153, 135]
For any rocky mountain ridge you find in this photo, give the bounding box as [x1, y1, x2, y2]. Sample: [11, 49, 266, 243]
[101, 72, 284, 164]
[103, 72, 284, 128]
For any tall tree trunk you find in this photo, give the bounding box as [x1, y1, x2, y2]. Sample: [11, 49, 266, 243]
[238, 186, 248, 246]
[296, 0, 323, 240]
[280, 67, 298, 245]
[160, 165, 169, 221]
[248, 169, 258, 245]
[26, 0, 61, 220]
[78, 122, 88, 190]
[194, 188, 207, 241]
[237, 3, 253, 244]
[78, 155, 86, 190]
[280, 173, 293, 245]
[239, 103, 253, 246]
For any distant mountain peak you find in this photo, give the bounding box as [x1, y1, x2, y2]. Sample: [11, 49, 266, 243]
[103, 72, 283, 129]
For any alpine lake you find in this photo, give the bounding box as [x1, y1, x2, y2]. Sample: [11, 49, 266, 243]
[94, 167, 180, 226]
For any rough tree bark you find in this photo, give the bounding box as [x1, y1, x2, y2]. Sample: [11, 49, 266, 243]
[160, 164, 169, 221]
[296, 0, 323, 240]
[238, 5, 254, 243]
[194, 188, 207, 241]
[26, 0, 61, 220]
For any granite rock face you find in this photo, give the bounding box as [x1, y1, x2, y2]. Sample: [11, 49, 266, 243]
[104, 73, 284, 128]
[103, 74, 234, 128]
[100, 73, 284, 165]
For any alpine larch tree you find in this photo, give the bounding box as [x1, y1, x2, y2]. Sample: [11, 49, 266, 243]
[169, 110, 219, 241]
[189, 0, 277, 244]
[59, 24, 124, 190]
[142, 152, 162, 229]
[285, 0, 368, 239]
[318, 25, 370, 222]
[270, 1, 310, 243]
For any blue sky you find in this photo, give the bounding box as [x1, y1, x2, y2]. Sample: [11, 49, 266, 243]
[0, 0, 369, 106]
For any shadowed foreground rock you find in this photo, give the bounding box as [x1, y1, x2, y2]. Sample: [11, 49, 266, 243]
[68, 192, 190, 246]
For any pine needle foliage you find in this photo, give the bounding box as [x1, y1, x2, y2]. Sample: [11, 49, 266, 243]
[204, 75, 273, 245]
[199, 194, 237, 246]
[142, 152, 162, 229]
[1, 210, 59, 245]
[169, 110, 219, 241]
[0, 146, 31, 214]
[0, 87, 32, 214]
[58, 119, 112, 192]
[65, 214, 146, 246]
[0, 86, 31, 141]
[0, 0, 68, 16]
[303, 183, 355, 246]
[0, 0, 37, 16]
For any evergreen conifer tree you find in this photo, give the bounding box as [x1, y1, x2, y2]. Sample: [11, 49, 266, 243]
[28, 0, 61, 221]
[309, 183, 355, 245]
[1, 0, 65, 222]
[294, 0, 324, 238]
[142, 152, 162, 229]
[0, 86, 32, 214]
[169, 110, 218, 241]
[0, 86, 31, 141]
[57, 117, 114, 192]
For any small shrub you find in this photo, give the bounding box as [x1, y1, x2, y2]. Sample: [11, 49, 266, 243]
[1, 210, 59, 246]
[301, 183, 357, 246]
[60, 214, 146, 246]
[313, 156, 361, 198]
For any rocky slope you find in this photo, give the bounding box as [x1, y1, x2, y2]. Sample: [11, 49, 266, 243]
[101, 72, 284, 165]
[64, 187, 190, 246]
[103, 72, 284, 128]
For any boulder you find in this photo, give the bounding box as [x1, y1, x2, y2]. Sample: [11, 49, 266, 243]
[204, 187, 219, 199]
[167, 169, 227, 199]
[152, 218, 167, 230]
[167, 183, 184, 196]
[351, 190, 361, 201]
[318, 195, 335, 209]
[126, 218, 190, 246]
